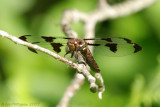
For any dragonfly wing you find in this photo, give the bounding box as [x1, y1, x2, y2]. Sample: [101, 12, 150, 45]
[19, 35, 68, 53]
[87, 37, 142, 57]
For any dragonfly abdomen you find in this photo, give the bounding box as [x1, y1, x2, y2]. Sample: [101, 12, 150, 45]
[81, 48, 100, 73]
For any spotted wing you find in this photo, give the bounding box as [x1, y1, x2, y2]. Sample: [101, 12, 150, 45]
[85, 37, 142, 56]
[19, 35, 71, 53]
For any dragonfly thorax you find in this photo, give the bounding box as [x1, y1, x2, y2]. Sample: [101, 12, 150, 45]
[67, 39, 87, 51]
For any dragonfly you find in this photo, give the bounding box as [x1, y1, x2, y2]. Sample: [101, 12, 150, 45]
[19, 35, 142, 73]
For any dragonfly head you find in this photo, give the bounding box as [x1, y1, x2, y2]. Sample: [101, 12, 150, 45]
[67, 39, 87, 51]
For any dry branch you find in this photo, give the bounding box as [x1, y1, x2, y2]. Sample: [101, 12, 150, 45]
[57, 0, 158, 107]
[0, 30, 99, 94]
[0, 0, 158, 107]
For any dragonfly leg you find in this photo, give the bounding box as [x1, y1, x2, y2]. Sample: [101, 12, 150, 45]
[68, 51, 74, 60]
[78, 61, 87, 66]
[64, 50, 75, 61]
[64, 50, 71, 57]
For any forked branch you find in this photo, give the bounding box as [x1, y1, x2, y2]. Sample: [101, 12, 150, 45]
[58, 0, 158, 107]
[0, 30, 99, 93]
[0, 0, 158, 107]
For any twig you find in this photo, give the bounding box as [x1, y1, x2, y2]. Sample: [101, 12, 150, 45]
[0, 30, 98, 92]
[57, 73, 85, 107]
[57, 0, 157, 107]
[0, 31, 75, 67]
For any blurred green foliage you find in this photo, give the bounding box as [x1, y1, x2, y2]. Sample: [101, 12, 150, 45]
[0, 0, 160, 107]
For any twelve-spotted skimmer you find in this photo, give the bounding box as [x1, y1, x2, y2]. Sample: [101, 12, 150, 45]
[19, 35, 142, 73]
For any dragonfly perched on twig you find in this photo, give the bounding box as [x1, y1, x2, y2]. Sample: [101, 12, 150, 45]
[19, 35, 142, 73]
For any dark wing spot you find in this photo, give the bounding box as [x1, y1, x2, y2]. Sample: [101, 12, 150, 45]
[84, 38, 95, 40]
[64, 37, 72, 39]
[32, 42, 40, 44]
[41, 36, 56, 42]
[101, 38, 112, 42]
[19, 36, 38, 54]
[105, 43, 117, 53]
[123, 38, 132, 44]
[19, 35, 31, 42]
[87, 43, 101, 46]
[84, 38, 112, 42]
[50, 43, 63, 53]
[134, 43, 142, 53]
[28, 47, 38, 54]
